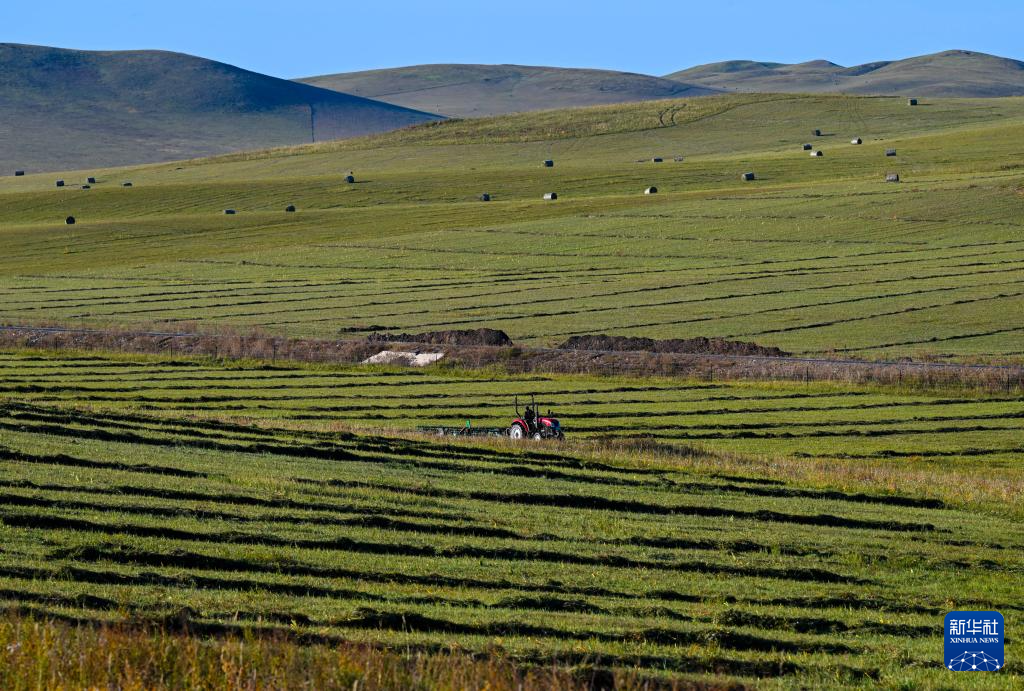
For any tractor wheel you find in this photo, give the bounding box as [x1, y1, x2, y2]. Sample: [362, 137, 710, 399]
[509, 424, 526, 440]
[532, 432, 543, 441]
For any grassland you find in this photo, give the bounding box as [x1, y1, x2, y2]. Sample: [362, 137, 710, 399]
[0, 351, 1021, 688]
[1, 94, 1023, 361]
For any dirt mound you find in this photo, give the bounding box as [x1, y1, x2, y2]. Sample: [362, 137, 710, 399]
[556, 335, 788, 357]
[368, 328, 513, 347]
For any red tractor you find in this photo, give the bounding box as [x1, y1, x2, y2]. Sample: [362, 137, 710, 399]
[509, 394, 564, 441]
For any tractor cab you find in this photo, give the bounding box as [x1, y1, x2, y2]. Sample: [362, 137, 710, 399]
[509, 395, 564, 440]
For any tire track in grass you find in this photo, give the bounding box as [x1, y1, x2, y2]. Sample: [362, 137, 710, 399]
[726, 291, 1024, 339]
[834, 326, 1024, 353]
[0, 511, 862, 583]
[536, 270, 1024, 338]
[0, 485, 836, 557]
[0, 444, 207, 479]
[383, 260, 1024, 332]
[318, 481, 938, 534]
[0, 480, 473, 525]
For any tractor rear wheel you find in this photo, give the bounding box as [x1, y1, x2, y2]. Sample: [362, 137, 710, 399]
[509, 424, 526, 440]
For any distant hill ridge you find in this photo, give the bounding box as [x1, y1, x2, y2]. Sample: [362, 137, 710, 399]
[303, 51, 1024, 119]
[0, 43, 440, 173]
[664, 50, 1024, 97]
[299, 64, 718, 118]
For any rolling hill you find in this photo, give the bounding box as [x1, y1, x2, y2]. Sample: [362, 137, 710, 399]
[665, 50, 1024, 97]
[299, 64, 718, 118]
[0, 44, 441, 173]
[3, 92, 1024, 361]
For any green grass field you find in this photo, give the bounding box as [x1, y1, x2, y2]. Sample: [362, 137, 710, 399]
[2, 94, 1023, 360]
[0, 352, 1021, 688]
[2, 93, 1023, 688]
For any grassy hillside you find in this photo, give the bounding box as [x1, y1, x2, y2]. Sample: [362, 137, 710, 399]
[666, 50, 1024, 97]
[2, 93, 1023, 361]
[0, 351, 1020, 688]
[0, 44, 440, 173]
[300, 63, 717, 117]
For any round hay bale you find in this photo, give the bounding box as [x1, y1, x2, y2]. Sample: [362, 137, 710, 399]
[285, 204, 296, 212]
[741, 172, 756, 181]
[344, 175, 355, 183]
[644, 186, 658, 194]
[479, 193, 491, 201]
[223, 209, 237, 215]
[543, 192, 558, 200]
[65, 216, 76, 225]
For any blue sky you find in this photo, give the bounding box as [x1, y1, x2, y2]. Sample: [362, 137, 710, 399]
[2, 1, 1020, 78]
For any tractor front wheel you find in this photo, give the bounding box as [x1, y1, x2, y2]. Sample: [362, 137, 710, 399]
[532, 432, 543, 441]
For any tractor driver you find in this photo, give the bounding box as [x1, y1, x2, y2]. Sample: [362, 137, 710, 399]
[524, 405, 536, 430]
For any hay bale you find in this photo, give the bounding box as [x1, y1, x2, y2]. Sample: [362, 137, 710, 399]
[344, 175, 355, 183]
[543, 192, 558, 200]
[65, 216, 76, 225]
[81, 185, 91, 189]
[122, 182, 133, 187]
[55, 180, 65, 187]
[14, 170, 24, 177]
[908, 98, 918, 106]
[886, 173, 900, 183]
[810, 150, 823, 157]
[813, 129, 822, 137]
[651, 157, 663, 163]
[851, 137, 863, 145]
[223, 209, 237, 215]
[673, 155, 685, 162]
[802, 143, 813, 150]
[543, 159, 554, 167]
[741, 172, 755, 181]
[87, 177, 96, 184]
[644, 187, 658, 194]
[479, 193, 491, 201]
[285, 205, 296, 212]
[885, 148, 897, 156]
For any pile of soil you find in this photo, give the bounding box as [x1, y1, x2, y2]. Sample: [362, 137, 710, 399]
[368, 328, 513, 347]
[556, 334, 789, 357]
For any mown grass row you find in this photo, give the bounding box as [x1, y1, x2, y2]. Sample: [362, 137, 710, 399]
[1, 351, 1020, 468]
[0, 392, 1021, 688]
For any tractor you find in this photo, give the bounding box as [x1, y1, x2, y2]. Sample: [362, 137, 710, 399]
[417, 394, 564, 440]
[508, 394, 564, 441]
